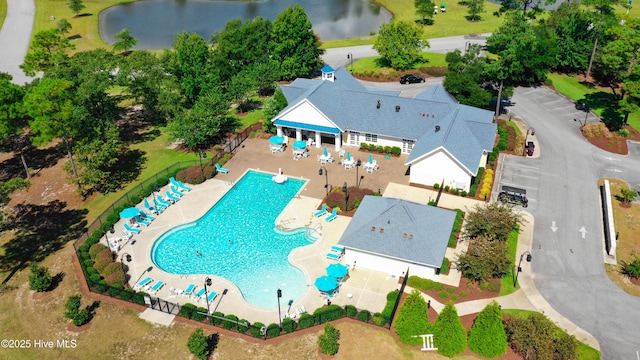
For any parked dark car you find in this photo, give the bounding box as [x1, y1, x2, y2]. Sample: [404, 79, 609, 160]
[399, 74, 425, 84]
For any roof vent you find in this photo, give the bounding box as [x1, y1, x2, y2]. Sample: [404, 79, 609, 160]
[431, 114, 435, 118]
[403, 233, 407, 238]
[376, 100, 381, 109]
[380, 228, 384, 233]
[435, 125, 441, 132]
[409, 234, 413, 239]
[395, 105, 400, 112]
[371, 226, 376, 231]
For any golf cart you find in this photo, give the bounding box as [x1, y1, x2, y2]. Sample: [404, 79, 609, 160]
[498, 185, 528, 207]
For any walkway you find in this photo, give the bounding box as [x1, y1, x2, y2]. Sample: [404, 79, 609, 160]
[0, 0, 36, 84]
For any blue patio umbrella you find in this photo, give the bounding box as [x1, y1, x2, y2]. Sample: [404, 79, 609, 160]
[346, 151, 351, 161]
[369, 153, 373, 164]
[323, 146, 328, 157]
[314, 276, 338, 293]
[326, 263, 348, 278]
[269, 135, 284, 145]
[292, 140, 307, 149]
[119, 207, 141, 219]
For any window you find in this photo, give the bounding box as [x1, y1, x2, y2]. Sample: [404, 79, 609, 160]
[402, 139, 414, 154]
[366, 133, 378, 143]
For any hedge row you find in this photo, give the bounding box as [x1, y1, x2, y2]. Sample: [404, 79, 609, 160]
[359, 142, 402, 156]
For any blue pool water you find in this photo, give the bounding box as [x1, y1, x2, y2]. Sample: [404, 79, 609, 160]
[151, 171, 313, 308]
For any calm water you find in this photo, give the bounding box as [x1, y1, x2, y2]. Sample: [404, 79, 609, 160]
[100, 0, 392, 50]
[151, 171, 316, 308]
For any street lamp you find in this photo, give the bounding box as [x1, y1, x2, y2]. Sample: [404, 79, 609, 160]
[134, 266, 153, 289]
[513, 251, 532, 288]
[342, 182, 349, 212]
[213, 288, 228, 313]
[198, 151, 207, 175]
[277, 289, 283, 329]
[347, 53, 353, 73]
[120, 252, 132, 281]
[105, 225, 115, 242]
[204, 277, 212, 314]
[319, 166, 329, 196]
[355, 159, 362, 187]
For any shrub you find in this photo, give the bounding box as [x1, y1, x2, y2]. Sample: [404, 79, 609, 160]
[298, 313, 315, 329]
[210, 311, 224, 326]
[120, 288, 135, 301]
[505, 312, 577, 360]
[192, 307, 207, 322]
[101, 262, 121, 277]
[345, 305, 358, 318]
[237, 319, 250, 333]
[85, 266, 98, 276]
[318, 323, 340, 355]
[250, 322, 265, 338]
[357, 310, 371, 322]
[314, 304, 343, 324]
[461, 190, 467, 197]
[619, 128, 630, 137]
[89, 243, 109, 258]
[428, 200, 437, 206]
[440, 257, 450, 274]
[104, 270, 126, 286]
[187, 328, 209, 360]
[281, 317, 297, 333]
[407, 276, 443, 291]
[433, 183, 440, 190]
[28, 263, 52, 292]
[64, 294, 82, 320]
[180, 303, 197, 319]
[372, 313, 387, 326]
[444, 185, 450, 192]
[390, 146, 401, 156]
[468, 301, 507, 358]
[176, 166, 205, 185]
[434, 302, 467, 357]
[394, 290, 431, 345]
[132, 292, 147, 305]
[266, 323, 281, 338]
[439, 291, 449, 299]
[89, 273, 102, 283]
[223, 314, 239, 331]
[381, 291, 399, 322]
[620, 255, 640, 279]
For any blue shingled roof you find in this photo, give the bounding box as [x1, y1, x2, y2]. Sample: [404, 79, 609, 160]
[321, 65, 335, 73]
[337, 196, 455, 268]
[274, 67, 496, 170]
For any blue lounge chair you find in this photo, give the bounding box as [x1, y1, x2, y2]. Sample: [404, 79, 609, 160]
[134, 277, 152, 289]
[153, 199, 167, 211]
[124, 223, 141, 234]
[170, 185, 184, 197]
[215, 163, 229, 174]
[314, 204, 328, 217]
[193, 288, 206, 300]
[137, 218, 151, 227]
[148, 281, 165, 294]
[183, 284, 196, 297]
[166, 191, 180, 203]
[331, 245, 344, 254]
[156, 196, 171, 207]
[325, 208, 338, 222]
[326, 252, 341, 260]
[178, 181, 192, 191]
[144, 198, 161, 214]
[140, 212, 155, 221]
[206, 291, 218, 302]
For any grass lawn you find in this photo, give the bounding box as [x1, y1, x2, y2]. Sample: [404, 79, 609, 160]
[350, 52, 448, 74]
[499, 228, 520, 296]
[0, 0, 7, 32]
[501, 309, 601, 360]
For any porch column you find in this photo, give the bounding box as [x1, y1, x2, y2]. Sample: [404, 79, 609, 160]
[276, 127, 283, 137]
[296, 128, 302, 142]
[334, 133, 341, 152]
[315, 132, 321, 148]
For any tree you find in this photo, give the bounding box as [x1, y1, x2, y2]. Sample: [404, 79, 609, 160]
[620, 187, 639, 204]
[24, 78, 82, 193]
[64, 294, 91, 326]
[318, 323, 340, 355]
[467, 0, 485, 21]
[271, 5, 324, 80]
[443, 46, 492, 108]
[187, 328, 210, 360]
[394, 289, 432, 345]
[373, 21, 428, 70]
[463, 202, 523, 242]
[434, 302, 467, 357]
[263, 87, 288, 133]
[28, 263, 52, 292]
[620, 255, 640, 279]
[57, 18, 72, 36]
[68, 0, 86, 16]
[415, 0, 436, 24]
[456, 235, 512, 282]
[494, 0, 554, 19]
[0, 74, 31, 178]
[116, 50, 167, 114]
[112, 28, 138, 54]
[468, 301, 508, 357]
[505, 312, 577, 360]
[20, 29, 74, 76]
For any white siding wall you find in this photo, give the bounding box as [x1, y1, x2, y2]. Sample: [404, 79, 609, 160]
[344, 249, 437, 280]
[409, 148, 472, 191]
[279, 101, 336, 129]
[344, 134, 409, 153]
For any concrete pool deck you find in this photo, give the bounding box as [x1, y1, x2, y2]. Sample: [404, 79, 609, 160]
[111, 137, 475, 325]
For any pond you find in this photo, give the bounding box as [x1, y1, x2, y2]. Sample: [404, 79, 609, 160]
[99, 0, 392, 50]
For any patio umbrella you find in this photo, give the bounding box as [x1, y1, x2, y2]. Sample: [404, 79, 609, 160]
[292, 140, 307, 149]
[369, 153, 373, 164]
[269, 135, 284, 145]
[346, 151, 351, 161]
[323, 146, 328, 157]
[314, 276, 338, 293]
[119, 207, 141, 219]
[326, 263, 348, 279]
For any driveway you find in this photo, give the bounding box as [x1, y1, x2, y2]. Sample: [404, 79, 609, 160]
[0, 0, 36, 84]
[500, 86, 640, 359]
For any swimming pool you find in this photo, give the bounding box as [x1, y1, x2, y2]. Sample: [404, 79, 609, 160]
[151, 171, 313, 308]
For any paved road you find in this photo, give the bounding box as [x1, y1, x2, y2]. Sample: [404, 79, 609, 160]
[0, 0, 36, 84]
[502, 87, 640, 359]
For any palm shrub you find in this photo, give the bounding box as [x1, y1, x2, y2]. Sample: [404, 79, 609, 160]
[318, 323, 340, 355]
[28, 263, 52, 292]
[187, 328, 209, 360]
[434, 302, 467, 357]
[394, 289, 431, 345]
[468, 301, 507, 358]
[620, 255, 640, 279]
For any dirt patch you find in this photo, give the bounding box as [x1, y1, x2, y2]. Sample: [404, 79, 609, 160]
[66, 321, 92, 333]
